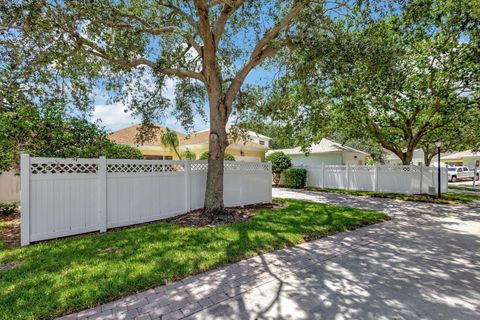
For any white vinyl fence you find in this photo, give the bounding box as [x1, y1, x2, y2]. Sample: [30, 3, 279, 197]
[302, 164, 448, 195]
[20, 155, 272, 246]
[0, 171, 20, 202]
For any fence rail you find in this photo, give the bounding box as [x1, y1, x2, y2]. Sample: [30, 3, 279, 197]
[301, 164, 448, 195]
[20, 155, 272, 246]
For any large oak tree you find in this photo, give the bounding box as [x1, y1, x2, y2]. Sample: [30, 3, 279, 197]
[1, 0, 346, 214]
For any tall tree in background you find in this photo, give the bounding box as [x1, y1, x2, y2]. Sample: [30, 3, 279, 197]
[251, 0, 480, 165]
[0, 0, 347, 215]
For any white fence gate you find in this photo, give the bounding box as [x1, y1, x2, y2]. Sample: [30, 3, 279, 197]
[0, 171, 20, 202]
[302, 164, 448, 194]
[20, 155, 272, 246]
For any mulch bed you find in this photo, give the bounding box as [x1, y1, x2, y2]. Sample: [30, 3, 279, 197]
[167, 202, 284, 227]
[0, 211, 20, 248]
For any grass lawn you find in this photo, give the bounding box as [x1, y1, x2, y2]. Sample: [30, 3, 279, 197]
[448, 185, 480, 193]
[0, 198, 388, 320]
[305, 187, 480, 204]
[0, 221, 5, 251]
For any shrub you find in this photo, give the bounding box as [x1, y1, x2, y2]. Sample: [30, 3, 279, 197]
[199, 151, 236, 161]
[265, 152, 292, 186]
[181, 149, 196, 160]
[284, 168, 307, 189]
[0, 202, 18, 216]
[106, 144, 144, 159]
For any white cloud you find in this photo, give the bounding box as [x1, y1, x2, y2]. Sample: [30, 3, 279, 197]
[91, 102, 138, 132]
[90, 71, 209, 133]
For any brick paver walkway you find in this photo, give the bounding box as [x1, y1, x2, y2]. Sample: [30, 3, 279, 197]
[59, 189, 480, 320]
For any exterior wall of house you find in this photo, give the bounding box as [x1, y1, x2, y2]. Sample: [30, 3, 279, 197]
[137, 146, 179, 160]
[162, 144, 267, 162]
[289, 153, 344, 166]
[249, 135, 270, 148]
[444, 156, 480, 169]
[385, 158, 426, 166]
[342, 151, 369, 165]
[226, 147, 266, 162]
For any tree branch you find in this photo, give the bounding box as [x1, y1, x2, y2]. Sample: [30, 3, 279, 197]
[224, 1, 305, 108]
[213, 0, 246, 48]
[156, 1, 200, 34]
[110, 7, 202, 54]
[71, 32, 204, 81]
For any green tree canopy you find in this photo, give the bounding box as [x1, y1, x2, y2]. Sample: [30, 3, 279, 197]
[248, 0, 480, 165]
[160, 127, 181, 159]
[1, 0, 349, 214]
[0, 103, 143, 171]
[181, 149, 197, 160]
[199, 151, 235, 161]
[265, 151, 292, 185]
[107, 144, 144, 160]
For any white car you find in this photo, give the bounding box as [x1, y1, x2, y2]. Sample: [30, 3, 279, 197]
[447, 167, 479, 182]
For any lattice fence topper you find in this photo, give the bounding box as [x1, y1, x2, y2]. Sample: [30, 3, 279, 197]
[378, 165, 412, 172]
[31, 162, 98, 175]
[350, 166, 374, 172]
[190, 162, 208, 171]
[224, 162, 241, 171]
[108, 163, 163, 173]
[241, 162, 271, 171]
[324, 165, 347, 172]
[107, 163, 185, 173]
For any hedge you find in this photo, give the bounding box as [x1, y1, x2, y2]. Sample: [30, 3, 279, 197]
[284, 168, 307, 189]
[199, 151, 236, 161]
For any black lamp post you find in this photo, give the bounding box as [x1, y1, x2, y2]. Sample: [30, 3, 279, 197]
[435, 140, 443, 198]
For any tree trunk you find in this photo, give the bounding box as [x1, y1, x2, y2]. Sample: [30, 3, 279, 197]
[402, 148, 414, 165]
[203, 95, 228, 216]
[424, 152, 434, 166]
[403, 149, 414, 166]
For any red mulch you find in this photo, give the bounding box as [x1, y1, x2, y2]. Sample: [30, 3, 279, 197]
[0, 211, 20, 248]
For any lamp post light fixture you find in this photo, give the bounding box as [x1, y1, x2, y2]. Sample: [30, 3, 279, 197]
[435, 140, 443, 198]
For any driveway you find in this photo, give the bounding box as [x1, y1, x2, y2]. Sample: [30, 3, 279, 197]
[62, 189, 480, 320]
[189, 189, 480, 320]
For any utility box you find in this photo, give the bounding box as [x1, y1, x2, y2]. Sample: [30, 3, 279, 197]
[428, 186, 437, 195]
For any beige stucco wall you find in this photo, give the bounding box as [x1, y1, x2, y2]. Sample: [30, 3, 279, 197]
[136, 144, 266, 162]
[138, 146, 179, 159]
[181, 144, 265, 162]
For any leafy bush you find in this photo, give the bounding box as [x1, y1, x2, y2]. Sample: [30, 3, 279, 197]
[0, 202, 18, 216]
[106, 144, 144, 159]
[199, 151, 236, 161]
[265, 152, 292, 185]
[284, 168, 307, 189]
[181, 149, 196, 160]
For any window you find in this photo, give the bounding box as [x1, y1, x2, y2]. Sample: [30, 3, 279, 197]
[145, 155, 164, 160]
[259, 140, 265, 145]
[463, 167, 469, 171]
[458, 168, 463, 173]
[165, 156, 173, 160]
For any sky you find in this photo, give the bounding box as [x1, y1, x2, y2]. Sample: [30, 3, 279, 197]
[90, 65, 275, 134]
[87, 2, 289, 134]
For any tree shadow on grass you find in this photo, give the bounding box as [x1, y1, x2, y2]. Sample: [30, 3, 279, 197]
[185, 189, 480, 319]
[0, 199, 387, 319]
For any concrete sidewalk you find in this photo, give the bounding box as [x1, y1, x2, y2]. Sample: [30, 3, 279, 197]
[60, 189, 480, 320]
